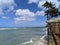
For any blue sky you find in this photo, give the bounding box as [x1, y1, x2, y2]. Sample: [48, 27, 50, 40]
[0, 0, 60, 27]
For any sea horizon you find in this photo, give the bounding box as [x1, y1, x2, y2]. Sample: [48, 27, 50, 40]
[0, 26, 46, 28]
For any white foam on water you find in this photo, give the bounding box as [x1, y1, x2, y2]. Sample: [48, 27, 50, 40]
[0, 28, 18, 30]
[40, 35, 46, 39]
[0, 28, 10, 30]
[21, 39, 33, 45]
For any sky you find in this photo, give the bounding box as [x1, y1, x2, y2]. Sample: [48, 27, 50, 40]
[0, 0, 60, 27]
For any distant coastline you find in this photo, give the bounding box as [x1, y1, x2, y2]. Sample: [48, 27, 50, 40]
[0, 26, 46, 28]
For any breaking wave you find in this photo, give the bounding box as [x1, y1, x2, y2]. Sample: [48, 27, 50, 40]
[0, 28, 18, 30]
[19, 35, 47, 45]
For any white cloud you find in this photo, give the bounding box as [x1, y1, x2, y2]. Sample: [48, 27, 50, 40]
[14, 17, 35, 23]
[1, 16, 9, 19]
[28, 0, 40, 4]
[38, 1, 46, 8]
[0, 0, 16, 15]
[16, 9, 35, 17]
[15, 9, 46, 24]
[0, 8, 4, 15]
[35, 10, 45, 16]
[15, 9, 35, 24]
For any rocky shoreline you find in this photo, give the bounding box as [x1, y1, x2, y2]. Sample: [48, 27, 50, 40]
[28, 35, 47, 45]
[30, 35, 55, 45]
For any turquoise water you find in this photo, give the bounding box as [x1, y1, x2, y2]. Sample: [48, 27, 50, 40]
[0, 27, 47, 45]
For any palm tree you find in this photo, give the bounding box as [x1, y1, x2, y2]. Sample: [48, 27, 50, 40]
[42, 1, 60, 45]
[42, 1, 60, 20]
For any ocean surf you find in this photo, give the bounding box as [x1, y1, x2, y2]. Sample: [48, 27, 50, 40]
[0, 27, 47, 45]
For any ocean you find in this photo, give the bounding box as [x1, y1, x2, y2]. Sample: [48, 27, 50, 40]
[0, 27, 47, 45]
